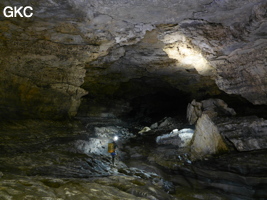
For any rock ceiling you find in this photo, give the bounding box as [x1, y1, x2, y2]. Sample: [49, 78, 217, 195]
[0, 0, 266, 119]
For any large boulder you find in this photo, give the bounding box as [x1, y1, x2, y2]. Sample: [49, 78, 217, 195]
[190, 112, 267, 159]
[190, 114, 229, 160]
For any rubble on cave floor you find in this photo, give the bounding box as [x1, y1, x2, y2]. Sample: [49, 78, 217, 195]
[0, 114, 267, 200]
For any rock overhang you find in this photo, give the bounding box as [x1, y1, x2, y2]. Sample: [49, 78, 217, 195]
[0, 0, 266, 119]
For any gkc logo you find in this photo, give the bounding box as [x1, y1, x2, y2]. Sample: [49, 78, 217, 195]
[3, 6, 33, 18]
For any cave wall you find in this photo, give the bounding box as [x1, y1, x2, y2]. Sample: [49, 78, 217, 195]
[0, 0, 266, 119]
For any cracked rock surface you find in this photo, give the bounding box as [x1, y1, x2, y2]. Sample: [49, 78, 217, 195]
[0, 1, 267, 199]
[0, 0, 267, 119]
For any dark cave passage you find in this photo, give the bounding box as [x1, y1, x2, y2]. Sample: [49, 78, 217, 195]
[125, 90, 190, 125]
[78, 76, 193, 126]
[78, 74, 267, 127]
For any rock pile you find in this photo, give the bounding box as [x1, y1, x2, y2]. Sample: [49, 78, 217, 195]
[187, 98, 236, 125]
[187, 98, 267, 160]
[156, 128, 194, 148]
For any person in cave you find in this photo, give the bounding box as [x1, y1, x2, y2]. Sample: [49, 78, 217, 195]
[110, 136, 118, 167]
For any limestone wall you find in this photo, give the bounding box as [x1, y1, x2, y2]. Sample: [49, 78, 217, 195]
[0, 0, 266, 119]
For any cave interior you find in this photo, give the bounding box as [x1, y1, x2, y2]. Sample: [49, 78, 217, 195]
[0, 0, 267, 199]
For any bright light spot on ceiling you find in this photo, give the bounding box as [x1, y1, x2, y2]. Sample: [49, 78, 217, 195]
[162, 34, 213, 76]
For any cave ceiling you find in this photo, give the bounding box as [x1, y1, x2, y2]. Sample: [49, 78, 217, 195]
[0, 0, 266, 119]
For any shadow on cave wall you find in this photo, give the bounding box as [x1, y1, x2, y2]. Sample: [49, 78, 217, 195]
[204, 92, 267, 119]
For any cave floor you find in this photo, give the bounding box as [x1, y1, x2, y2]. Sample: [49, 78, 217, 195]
[0, 118, 266, 200]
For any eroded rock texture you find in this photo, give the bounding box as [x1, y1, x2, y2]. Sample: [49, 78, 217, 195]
[190, 114, 229, 160]
[1, 1, 267, 199]
[0, 0, 266, 119]
[187, 99, 267, 159]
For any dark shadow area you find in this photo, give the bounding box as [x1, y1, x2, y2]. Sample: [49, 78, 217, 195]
[125, 90, 190, 125]
[78, 76, 192, 124]
[202, 91, 267, 119]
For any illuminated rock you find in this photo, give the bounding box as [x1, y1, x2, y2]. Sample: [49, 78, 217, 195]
[0, 0, 266, 119]
[190, 114, 229, 160]
[156, 128, 194, 147]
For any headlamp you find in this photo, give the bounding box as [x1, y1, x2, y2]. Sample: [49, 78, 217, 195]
[113, 136, 118, 141]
